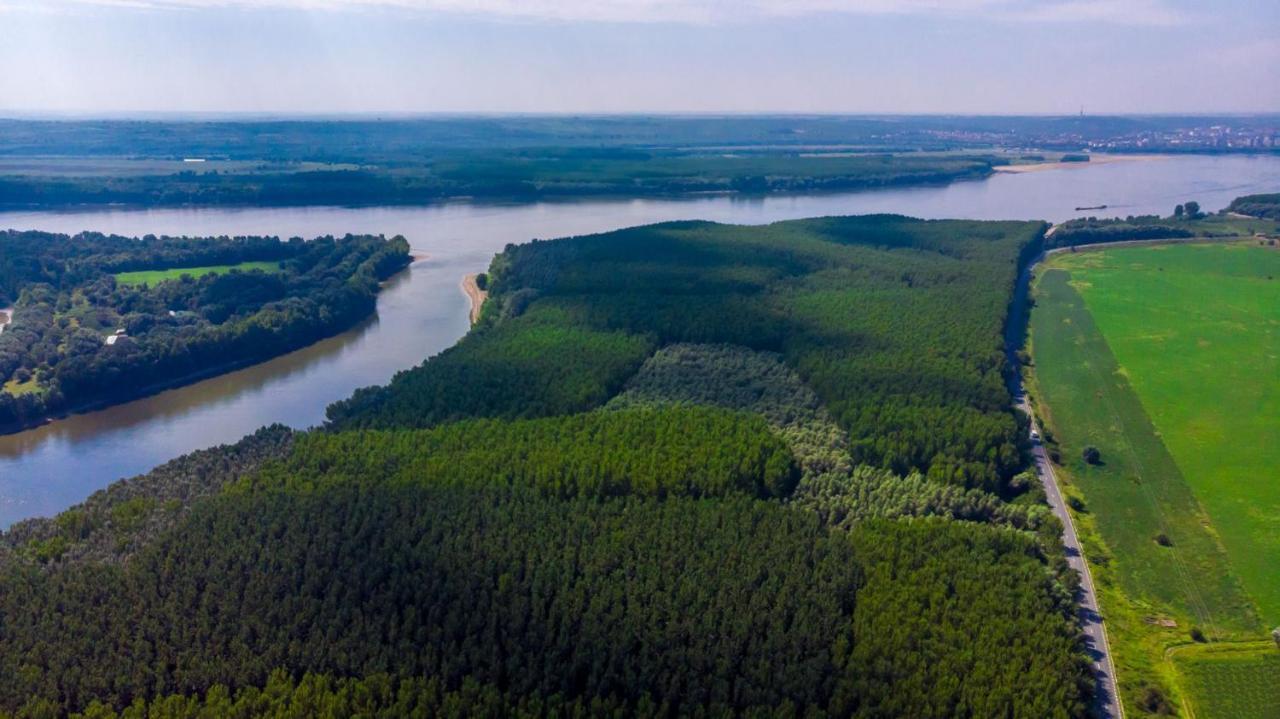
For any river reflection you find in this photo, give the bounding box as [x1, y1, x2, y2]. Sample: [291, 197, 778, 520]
[2, 153, 1278, 526]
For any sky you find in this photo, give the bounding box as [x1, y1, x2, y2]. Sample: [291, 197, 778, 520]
[0, 0, 1277, 115]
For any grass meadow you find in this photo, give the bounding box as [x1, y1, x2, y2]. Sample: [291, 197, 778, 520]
[1053, 244, 1280, 622]
[114, 261, 283, 286]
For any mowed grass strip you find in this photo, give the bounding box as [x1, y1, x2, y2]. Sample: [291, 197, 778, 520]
[1029, 268, 1257, 632]
[114, 261, 283, 286]
[1171, 642, 1280, 719]
[1056, 244, 1280, 624]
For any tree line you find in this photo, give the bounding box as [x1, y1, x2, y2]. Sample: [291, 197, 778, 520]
[0, 154, 996, 209]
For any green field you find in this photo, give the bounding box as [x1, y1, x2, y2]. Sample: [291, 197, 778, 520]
[1030, 241, 1280, 714]
[1172, 643, 1280, 719]
[1053, 244, 1280, 622]
[1030, 267, 1255, 628]
[114, 261, 282, 286]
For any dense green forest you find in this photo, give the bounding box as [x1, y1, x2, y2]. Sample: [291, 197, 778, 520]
[0, 214, 1101, 717]
[0, 231, 410, 431]
[1228, 192, 1280, 219]
[243, 406, 799, 500]
[0, 151, 995, 208]
[1049, 216, 1195, 245]
[332, 216, 1039, 492]
[1046, 202, 1280, 249]
[0, 487, 1087, 718]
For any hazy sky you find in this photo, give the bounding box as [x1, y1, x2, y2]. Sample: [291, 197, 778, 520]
[1, 0, 1277, 115]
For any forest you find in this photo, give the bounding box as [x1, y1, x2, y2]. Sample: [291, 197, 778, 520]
[0, 151, 996, 208]
[0, 230, 410, 431]
[1048, 204, 1275, 248]
[1228, 193, 1280, 220]
[331, 216, 1040, 492]
[0, 214, 1099, 718]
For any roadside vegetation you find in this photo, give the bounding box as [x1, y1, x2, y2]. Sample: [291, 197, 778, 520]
[1027, 234, 1280, 716]
[0, 230, 410, 431]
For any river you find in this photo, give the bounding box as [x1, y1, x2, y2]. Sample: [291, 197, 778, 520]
[2, 154, 1278, 527]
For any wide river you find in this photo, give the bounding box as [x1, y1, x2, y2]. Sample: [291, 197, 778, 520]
[2, 154, 1278, 527]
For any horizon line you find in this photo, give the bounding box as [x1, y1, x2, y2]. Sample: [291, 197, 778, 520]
[4, 110, 1280, 122]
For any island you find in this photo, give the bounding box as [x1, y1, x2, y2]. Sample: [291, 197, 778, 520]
[0, 230, 411, 432]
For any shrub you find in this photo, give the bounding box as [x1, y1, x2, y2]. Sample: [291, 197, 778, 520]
[1154, 532, 1172, 547]
[1138, 686, 1175, 716]
[1067, 496, 1087, 513]
[1190, 627, 1207, 643]
[1082, 446, 1102, 465]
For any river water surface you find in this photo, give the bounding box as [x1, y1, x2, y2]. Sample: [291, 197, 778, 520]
[2, 154, 1278, 526]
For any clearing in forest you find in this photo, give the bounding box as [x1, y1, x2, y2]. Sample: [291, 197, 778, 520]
[114, 261, 283, 286]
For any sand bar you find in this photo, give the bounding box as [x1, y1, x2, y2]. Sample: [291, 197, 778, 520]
[461, 274, 488, 325]
[994, 154, 1169, 173]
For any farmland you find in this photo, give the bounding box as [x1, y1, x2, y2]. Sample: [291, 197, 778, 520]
[1171, 642, 1280, 719]
[1029, 241, 1280, 714]
[114, 261, 283, 286]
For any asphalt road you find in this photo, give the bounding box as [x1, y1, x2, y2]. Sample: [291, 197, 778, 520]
[1009, 251, 1124, 718]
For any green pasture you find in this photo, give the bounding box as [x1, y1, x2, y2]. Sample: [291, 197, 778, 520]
[114, 261, 282, 286]
[1030, 267, 1257, 633]
[1053, 244, 1280, 624]
[1030, 242, 1280, 715]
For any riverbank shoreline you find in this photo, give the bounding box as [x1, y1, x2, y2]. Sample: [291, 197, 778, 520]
[0, 353, 280, 437]
[0, 307, 11, 335]
[462, 274, 488, 325]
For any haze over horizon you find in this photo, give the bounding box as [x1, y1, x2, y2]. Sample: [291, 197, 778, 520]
[2, 0, 1277, 116]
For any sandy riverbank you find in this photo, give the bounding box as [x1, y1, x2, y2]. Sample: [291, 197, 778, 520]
[0, 307, 12, 335]
[461, 274, 488, 325]
[995, 154, 1169, 174]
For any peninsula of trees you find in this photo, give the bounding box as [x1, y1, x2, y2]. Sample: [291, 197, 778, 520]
[0, 215, 1096, 717]
[0, 230, 411, 431]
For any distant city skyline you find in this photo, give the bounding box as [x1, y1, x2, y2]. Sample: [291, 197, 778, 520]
[1, 0, 1277, 115]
